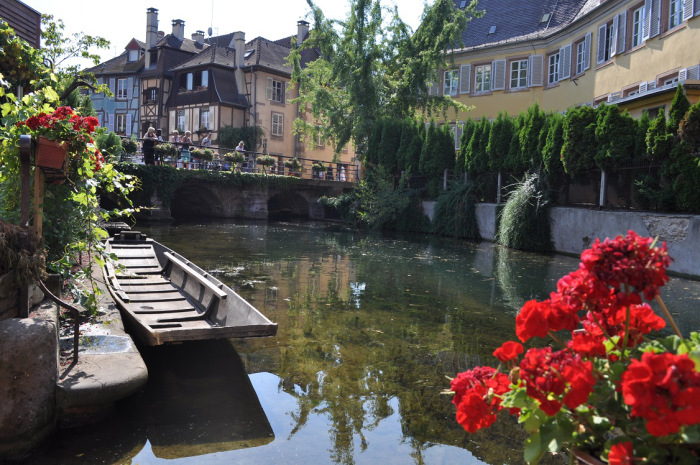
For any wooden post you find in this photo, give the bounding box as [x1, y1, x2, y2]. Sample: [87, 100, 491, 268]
[18, 136, 32, 318]
[33, 168, 45, 237]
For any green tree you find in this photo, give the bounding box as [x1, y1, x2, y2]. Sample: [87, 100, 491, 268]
[396, 119, 418, 171]
[289, 0, 477, 158]
[505, 112, 525, 172]
[561, 105, 597, 176]
[377, 119, 403, 170]
[541, 112, 565, 179]
[678, 101, 700, 152]
[518, 103, 546, 173]
[486, 112, 514, 173]
[39, 14, 111, 100]
[634, 110, 651, 160]
[419, 120, 438, 175]
[594, 104, 636, 172]
[668, 83, 691, 134]
[646, 110, 673, 163]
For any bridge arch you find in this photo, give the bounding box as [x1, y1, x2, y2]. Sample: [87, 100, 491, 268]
[267, 192, 310, 220]
[170, 184, 225, 218]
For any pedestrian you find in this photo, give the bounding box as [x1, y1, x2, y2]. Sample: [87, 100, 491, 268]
[201, 132, 212, 147]
[142, 127, 157, 165]
[180, 131, 192, 169]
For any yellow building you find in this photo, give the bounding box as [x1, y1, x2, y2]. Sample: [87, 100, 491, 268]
[440, 0, 700, 129]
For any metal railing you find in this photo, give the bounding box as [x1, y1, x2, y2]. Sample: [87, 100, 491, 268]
[124, 138, 358, 183]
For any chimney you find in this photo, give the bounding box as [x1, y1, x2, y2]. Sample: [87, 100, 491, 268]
[297, 20, 310, 46]
[145, 7, 158, 68]
[233, 31, 246, 96]
[172, 19, 185, 41]
[192, 30, 205, 45]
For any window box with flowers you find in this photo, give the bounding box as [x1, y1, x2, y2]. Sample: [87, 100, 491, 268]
[447, 231, 699, 465]
[17, 107, 104, 180]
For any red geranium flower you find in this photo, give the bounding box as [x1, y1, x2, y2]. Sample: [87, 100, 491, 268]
[493, 341, 524, 362]
[621, 352, 700, 436]
[608, 442, 634, 465]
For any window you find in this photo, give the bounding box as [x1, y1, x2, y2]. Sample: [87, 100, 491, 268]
[186, 73, 193, 91]
[128, 49, 139, 62]
[576, 41, 586, 74]
[143, 87, 158, 104]
[201, 70, 208, 88]
[669, 0, 684, 29]
[604, 22, 613, 62]
[510, 59, 528, 89]
[116, 114, 127, 134]
[475, 64, 491, 92]
[271, 112, 284, 136]
[116, 78, 128, 99]
[664, 75, 679, 86]
[200, 109, 209, 130]
[176, 110, 185, 132]
[632, 5, 645, 47]
[548, 53, 560, 85]
[443, 69, 459, 96]
[267, 78, 284, 103]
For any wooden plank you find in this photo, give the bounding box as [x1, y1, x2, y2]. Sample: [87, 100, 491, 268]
[120, 283, 178, 293]
[163, 252, 227, 300]
[111, 248, 156, 258]
[124, 300, 195, 312]
[117, 257, 160, 268]
[126, 291, 185, 302]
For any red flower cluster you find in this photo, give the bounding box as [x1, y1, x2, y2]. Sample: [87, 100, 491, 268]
[17, 106, 103, 171]
[621, 352, 700, 436]
[450, 366, 510, 433]
[519, 347, 595, 416]
[516, 231, 671, 349]
[581, 231, 671, 300]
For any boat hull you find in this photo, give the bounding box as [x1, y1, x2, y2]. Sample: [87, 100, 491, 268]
[104, 231, 277, 346]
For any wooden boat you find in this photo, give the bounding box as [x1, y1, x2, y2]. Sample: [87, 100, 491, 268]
[103, 230, 277, 345]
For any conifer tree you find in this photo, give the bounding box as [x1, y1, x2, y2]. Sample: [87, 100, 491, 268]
[668, 83, 691, 134]
[486, 112, 514, 173]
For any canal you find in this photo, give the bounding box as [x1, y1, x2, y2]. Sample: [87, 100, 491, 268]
[34, 219, 699, 465]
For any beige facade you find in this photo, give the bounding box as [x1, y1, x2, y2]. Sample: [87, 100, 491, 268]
[441, 0, 700, 125]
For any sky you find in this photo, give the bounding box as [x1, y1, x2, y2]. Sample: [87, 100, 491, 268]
[22, 0, 431, 68]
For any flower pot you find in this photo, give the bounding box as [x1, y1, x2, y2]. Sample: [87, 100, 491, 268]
[35, 137, 68, 170]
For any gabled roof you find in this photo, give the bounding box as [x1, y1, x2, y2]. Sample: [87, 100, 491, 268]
[126, 38, 145, 50]
[84, 50, 143, 76]
[244, 37, 293, 74]
[170, 44, 236, 71]
[452, 0, 599, 51]
[153, 33, 207, 54]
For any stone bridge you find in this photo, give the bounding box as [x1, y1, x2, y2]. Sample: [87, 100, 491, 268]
[141, 177, 354, 221]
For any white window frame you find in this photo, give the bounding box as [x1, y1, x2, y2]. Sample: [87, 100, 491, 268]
[510, 59, 528, 89]
[186, 73, 193, 91]
[474, 64, 491, 92]
[201, 70, 209, 89]
[116, 114, 127, 134]
[669, 0, 684, 28]
[632, 5, 646, 47]
[548, 53, 560, 85]
[200, 109, 210, 130]
[116, 78, 128, 99]
[176, 110, 186, 132]
[266, 77, 284, 103]
[576, 41, 586, 75]
[128, 49, 139, 62]
[271, 112, 284, 137]
[443, 69, 459, 96]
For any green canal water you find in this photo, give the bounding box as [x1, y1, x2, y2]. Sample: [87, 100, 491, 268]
[35, 219, 699, 465]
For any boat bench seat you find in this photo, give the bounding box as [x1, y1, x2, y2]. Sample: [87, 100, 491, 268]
[162, 252, 227, 321]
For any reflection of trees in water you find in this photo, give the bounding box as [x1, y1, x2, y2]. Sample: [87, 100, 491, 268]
[493, 246, 556, 311]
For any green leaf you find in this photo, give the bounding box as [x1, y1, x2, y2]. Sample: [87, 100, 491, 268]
[523, 431, 544, 465]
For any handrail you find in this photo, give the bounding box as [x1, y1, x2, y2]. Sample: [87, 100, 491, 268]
[120, 136, 358, 182]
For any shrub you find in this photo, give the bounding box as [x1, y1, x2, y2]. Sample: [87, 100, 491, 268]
[497, 172, 552, 252]
[191, 148, 214, 161]
[121, 137, 138, 155]
[224, 152, 246, 163]
[94, 131, 123, 162]
[561, 105, 597, 176]
[256, 155, 277, 166]
[432, 181, 481, 240]
[284, 157, 301, 170]
[486, 112, 514, 173]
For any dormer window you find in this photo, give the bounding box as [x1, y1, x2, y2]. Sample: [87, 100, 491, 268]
[244, 49, 254, 58]
[488, 25, 497, 35]
[128, 49, 139, 62]
[541, 13, 551, 23]
[179, 70, 209, 92]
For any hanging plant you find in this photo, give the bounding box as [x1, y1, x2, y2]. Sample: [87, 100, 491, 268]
[224, 151, 246, 163]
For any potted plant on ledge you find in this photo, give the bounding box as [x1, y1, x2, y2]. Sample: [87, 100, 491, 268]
[283, 157, 301, 176]
[224, 151, 246, 172]
[446, 231, 699, 465]
[312, 161, 326, 179]
[256, 154, 277, 174]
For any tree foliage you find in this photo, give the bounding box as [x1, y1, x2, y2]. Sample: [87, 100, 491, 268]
[561, 105, 597, 176]
[289, 0, 478, 158]
[668, 84, 691, 134]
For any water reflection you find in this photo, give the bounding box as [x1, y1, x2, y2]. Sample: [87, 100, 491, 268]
[32, 219, 699, 465]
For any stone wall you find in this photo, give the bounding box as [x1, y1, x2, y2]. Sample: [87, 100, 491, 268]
[450, 203, 699, 278]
